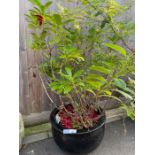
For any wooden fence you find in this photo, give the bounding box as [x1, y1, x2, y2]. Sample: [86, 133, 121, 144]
[19, 0, 54, 115]
[19, 0, 134, 118]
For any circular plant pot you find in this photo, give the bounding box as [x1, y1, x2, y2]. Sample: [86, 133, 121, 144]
[50, 108, 106, 154]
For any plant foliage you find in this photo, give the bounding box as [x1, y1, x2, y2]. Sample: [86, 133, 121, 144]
[26, 0, 135, 128]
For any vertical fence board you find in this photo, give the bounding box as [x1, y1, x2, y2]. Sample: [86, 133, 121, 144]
[19, 0, 31, 115]
[27, 51, 42, 113]
[19, 51, 30, 115]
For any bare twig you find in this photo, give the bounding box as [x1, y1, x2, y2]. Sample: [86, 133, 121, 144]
[38, 73, 58, 108]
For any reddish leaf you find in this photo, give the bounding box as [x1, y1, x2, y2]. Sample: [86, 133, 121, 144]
[35, 15, 43, 26]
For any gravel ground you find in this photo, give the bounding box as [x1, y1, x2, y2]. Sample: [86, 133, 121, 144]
[20, 119, 135, 155]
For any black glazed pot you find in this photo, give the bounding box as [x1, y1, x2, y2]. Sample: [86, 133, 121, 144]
[50, 108, 106, 154]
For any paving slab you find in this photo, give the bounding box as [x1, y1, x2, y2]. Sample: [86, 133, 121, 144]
[20, 119, 135, 155]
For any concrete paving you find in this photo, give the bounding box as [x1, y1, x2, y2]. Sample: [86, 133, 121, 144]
[20, 119, 135, 155]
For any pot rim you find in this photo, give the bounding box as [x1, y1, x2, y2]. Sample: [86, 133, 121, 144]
[50, 107, 106, 135]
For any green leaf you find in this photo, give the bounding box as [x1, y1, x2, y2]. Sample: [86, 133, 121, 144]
[86, 89, 96, 96]
[63, 85, 72, 94]
[65, 67, 72, 76]
[114, 89, 133, 100]
[104, 43, 127, 56]
[86, 80, 104, 89]
[77, 56, 85, 61]
[128, 77, 135, 85]
[60, 72, 73, 82]
[29, 0, 44, 12]
[44, 1, 52, 9]
[63, 19, 75, 24]
[123, 87, 134, 95]
[29, 0, 41, 6]
[90, 65, 110, 74]
[101, 20, 108, 28]
[100, 95, 122, 103]
[50, 82, 63, 94]
[82, 0, 88, 5]
[33, 7, 42, 13]
[73, 70, 83, 78]
[53, 14, 62, 25]
[104, 90, 112, 96]
[113, 78, 126, 89]
[120, 104, 135, 120]
[77, 82, 85, 87]
[95, 11, 103, 16]
[113, 78, 134, 95]
[86, 74, 106, 83]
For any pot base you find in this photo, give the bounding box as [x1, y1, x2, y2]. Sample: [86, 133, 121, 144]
[50, 108, 106, 154]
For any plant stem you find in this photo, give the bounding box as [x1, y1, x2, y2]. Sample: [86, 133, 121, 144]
[59, 95, 76, 116]
[38, 73, 58, 108]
